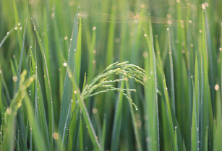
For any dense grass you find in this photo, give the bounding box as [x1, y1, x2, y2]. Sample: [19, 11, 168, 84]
[0, 0, 222, 150]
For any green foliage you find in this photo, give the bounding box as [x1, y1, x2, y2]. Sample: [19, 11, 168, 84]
[0, 0, 222, 150]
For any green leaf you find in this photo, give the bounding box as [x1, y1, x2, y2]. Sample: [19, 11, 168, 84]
[144, 15, 159, 151]
[173, 130, 178, 151]
[58, 10, 79, 145]
[71, 108, 80, 151]
[2, 71, 35, 151]
[0, 27, 14, 49]
[125, 81, 142, 151]
[15, 13, 28, 150]
[167, 28, 175, 114]
[33, 18, 55, 149]
[111, 81, 124, 151]
[24, 92, 47, 151]
[214, 89, 222, 150]
[75, 18, 82, 86]
[191, 86, 198, 151]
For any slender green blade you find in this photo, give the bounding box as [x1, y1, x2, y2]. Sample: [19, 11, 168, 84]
[12, 0, 22, 51]
[71, 109, 80, 151]
[24, 93, 47, 151]
[10, 60, 16, 77]
[214, 88, 222, 150]
[144, 15, 159, 151]
[15, 13, 28, 150]
[173, 130, 178, 151]
[125, 81, 142, 151]
[111, 81, 124, 151]
[15, 12, 28, 93]
[162, 75, 174, 149]
[75, 18, 82, 86]
[76, 91, 101, 151]
[58, 10, 79, 145]
[199, 10, 211, 151]
[0, 27, 14, 49]
[102, 114, 106, 151]
[167, 28, 175, 115]
[2, 71, 34, 151]
[191, 86, 198, 151]
[33, 21, 55, 149]
[78, 114, 84, 151]
[105, 2, 116, 67]
[36, 79, 51, 149]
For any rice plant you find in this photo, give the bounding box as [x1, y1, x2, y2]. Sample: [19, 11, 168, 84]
[0, 0, 222, 150]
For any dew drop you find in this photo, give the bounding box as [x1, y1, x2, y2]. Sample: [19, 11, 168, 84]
[63, 62, 67, 67]
[52, 132, 58, 140]
[12, 76, 18, 82]
[15, 27, 17, 30]
[215, 84, 219, 91]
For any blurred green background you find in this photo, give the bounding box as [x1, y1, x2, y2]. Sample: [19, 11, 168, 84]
[0, 0, 222, 150]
